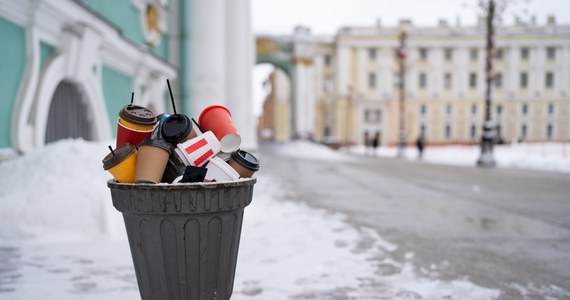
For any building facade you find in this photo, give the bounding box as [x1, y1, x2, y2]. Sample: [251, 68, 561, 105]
[259, 18, 570, 146]
[0, 0, 256, 155]
[317, 18, 570, 146]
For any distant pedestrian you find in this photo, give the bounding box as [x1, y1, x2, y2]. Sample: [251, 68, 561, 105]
[416, 135, 425, 160]
[371, 132, 380, 156]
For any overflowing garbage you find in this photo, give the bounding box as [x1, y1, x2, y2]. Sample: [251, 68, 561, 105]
[102, 79, 259, 184]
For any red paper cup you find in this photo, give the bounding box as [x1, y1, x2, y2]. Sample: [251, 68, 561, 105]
[198, 105, 241, 153]
[116, 118, 154, 148]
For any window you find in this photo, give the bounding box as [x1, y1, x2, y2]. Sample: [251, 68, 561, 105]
[521, 48, 529, 60]
[420, 104, 427, 115]
[364, 109, 381, 123]
[470, 48, 478, 61]
[496, 105, 503, 116]
[419, 48, 428, 60]
[323, 77, 333, 92]
[520, 72, 528, 88]
[522, 103, 528, 115]
[445, 124, 452, 140]
[420, 124, 426, 137]
[419, 73, 427, 89]
[369, 48, 377, 60]
[444, 73, 452, 89]
[521, 124, 527, 139]
[469, 73, 477, 88]
[471, 104, 477, 115]
[546, 47, 556, 60]
[495, 48, 503, 60]
[444, 48, 453, 61]
[547, 124, 553, 139]
[368, 73, 376, 88]
[548, 103, 554, 115]
[394, 73, 400, 87]
[495, 73, 503, 88]
[324, 55, 331, 66]
[545, 72, 554, 88]
[470, 124, 477, 139]
[446, 104, 452, 115]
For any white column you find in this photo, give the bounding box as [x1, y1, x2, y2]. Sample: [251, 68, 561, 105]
[306, 64, 316, 135]
[189, 0, 226, 116]
[293, 63, 307, 136]
[225, 0, 256, 149]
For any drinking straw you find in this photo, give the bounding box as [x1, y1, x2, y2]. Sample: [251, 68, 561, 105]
[191, 118, 203, 133]
[166, 79, 177, 115]
[130, 92, 134, 106]
[108, 145, 115, 156]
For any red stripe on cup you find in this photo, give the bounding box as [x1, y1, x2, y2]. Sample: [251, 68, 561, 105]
[185, 138, 207, 154]
[194, 149, 214, 166]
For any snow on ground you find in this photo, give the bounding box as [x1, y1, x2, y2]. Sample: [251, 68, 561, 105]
[0, 139, 501, 299]
[347, 142, 570, 173]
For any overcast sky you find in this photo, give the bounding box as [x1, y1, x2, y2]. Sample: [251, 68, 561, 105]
[252, 0, 570, 35]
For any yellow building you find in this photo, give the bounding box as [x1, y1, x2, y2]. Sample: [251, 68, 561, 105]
[310, 18, 570, 146]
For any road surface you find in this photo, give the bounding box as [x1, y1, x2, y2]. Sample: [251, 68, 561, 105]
[259, 142, 570, 299]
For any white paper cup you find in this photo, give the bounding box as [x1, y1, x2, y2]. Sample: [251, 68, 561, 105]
[216, 152, 232, 162]
[205, 157, 239, 182]
[176, 131, 221, 167]
[220, 133, 241, 153]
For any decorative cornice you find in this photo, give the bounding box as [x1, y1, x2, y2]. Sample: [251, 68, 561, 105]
[256, 38, 279, 56]
[292, 56, 313, 65]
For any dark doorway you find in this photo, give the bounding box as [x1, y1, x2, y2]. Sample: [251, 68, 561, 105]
[45, 81, 93, 143]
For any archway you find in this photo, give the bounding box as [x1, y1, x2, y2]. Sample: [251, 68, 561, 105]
[255, 37, 294, 141]
[45, 81, 94, 143]
[254, 63, 293, 142]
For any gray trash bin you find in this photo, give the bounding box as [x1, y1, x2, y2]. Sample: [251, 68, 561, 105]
[108, 178, 256, 300]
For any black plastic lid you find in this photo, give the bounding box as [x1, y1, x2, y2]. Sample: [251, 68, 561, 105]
[103, 143, 136, 170]
[139, 139, 173, 154]
[119, 105, 157, 126]
[230, 149, 260, 171]
[160, 114, 192, 144]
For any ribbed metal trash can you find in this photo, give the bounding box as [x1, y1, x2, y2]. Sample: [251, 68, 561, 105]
[108, 178, 256, 300]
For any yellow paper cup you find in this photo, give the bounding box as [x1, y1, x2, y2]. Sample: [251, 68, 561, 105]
[103, 143, 138, 183]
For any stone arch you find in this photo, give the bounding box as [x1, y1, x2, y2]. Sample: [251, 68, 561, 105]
[32, 53, 110, 147]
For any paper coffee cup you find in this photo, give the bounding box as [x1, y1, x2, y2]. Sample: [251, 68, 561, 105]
[135, 139, 172, 183]
[205, 157, 240, 182]
[176, 131, 221, 167]
[160, 114, 197, 145]
[116, 105, 157, 147]
[228, 149, 260, 178]
[102, 143, 138, 183]
[198, 105, 241, 153]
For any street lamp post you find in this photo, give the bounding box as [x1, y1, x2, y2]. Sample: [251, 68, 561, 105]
[345, 85, 352, 148]
[397, 30, 407, 158]
[477, 0, 497, 167]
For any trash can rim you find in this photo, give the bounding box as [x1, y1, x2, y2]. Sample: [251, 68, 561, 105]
[107, 178, 256, 190]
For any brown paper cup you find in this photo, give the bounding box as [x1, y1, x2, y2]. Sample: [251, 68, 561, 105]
[135, 139, 172, 183]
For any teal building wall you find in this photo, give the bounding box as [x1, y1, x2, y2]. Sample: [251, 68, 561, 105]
[101, 65, 133, 134]
[0, 16, 26, 148]
[79, 0, 168, 59]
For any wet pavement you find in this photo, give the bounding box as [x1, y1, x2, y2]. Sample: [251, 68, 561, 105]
[260, 143, 570, 299]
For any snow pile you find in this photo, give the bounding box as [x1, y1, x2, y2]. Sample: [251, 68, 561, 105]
[348, 142, 570, 173]
[0, 139, 123, 240]
[274, 140, 354, 161]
